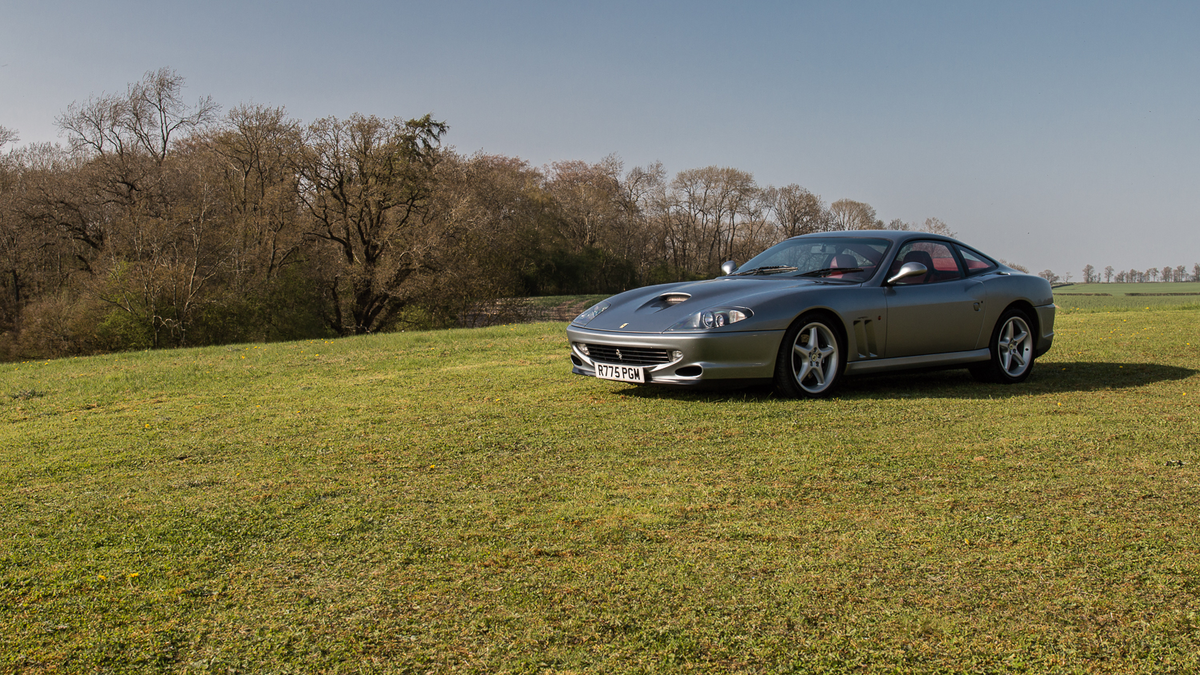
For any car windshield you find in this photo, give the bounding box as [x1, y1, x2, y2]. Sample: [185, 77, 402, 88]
[734, 237, 890, 282]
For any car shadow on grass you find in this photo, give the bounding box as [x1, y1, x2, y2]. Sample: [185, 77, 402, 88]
[841, 361, 1197, 400]
[614, 361, 1197, 402]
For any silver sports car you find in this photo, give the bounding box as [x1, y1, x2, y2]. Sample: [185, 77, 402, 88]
[567, 230, 1055, 397]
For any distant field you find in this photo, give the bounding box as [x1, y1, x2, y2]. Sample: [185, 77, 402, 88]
[1054, 282, 1200, 312]
[520, 295, 610, 322]
[3, 309, 1199, 672]
[524, 294, 609, 309]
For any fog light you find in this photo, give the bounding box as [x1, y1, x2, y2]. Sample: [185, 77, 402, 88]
[577, 343, 589, 356]
[671, 350, 683, 361]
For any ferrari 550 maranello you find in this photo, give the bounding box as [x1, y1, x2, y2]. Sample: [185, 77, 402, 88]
[567, 230, 1055, 397]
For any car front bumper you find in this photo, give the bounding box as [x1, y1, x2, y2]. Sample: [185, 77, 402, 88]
[566, 325, 783, 385]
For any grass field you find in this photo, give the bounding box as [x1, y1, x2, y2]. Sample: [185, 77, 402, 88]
[3, 307, 1199, 673]
[1054, 282, 1200, 313]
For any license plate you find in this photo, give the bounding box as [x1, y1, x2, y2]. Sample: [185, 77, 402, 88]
[595, 362, 645, 383]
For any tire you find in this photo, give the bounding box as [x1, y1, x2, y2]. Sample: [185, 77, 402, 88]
[774, 312, 845, 398]
[970, 307, 1036, 384]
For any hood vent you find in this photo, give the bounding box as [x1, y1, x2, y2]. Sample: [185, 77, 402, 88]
[636, 292, 692, 314]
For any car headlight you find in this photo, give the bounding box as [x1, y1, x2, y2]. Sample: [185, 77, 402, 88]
[572, 301, 610, 326]
[665, 307, 752, 331]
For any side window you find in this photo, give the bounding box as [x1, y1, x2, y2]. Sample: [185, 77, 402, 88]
[890, 241, 963, 285]
[957, 246, 997, 275]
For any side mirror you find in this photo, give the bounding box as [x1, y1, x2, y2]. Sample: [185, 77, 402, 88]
[720, 260, 738, 276]
[886, 262, 928, 285]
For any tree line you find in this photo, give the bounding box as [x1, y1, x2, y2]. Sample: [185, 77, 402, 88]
[1041, 264, 1200, 285]
[4, 70, 965, 361]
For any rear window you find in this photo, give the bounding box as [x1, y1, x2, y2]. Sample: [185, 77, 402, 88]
[957, 246, 997, 275]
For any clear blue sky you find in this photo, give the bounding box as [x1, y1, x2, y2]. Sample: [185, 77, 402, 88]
[3, 0, 1198, 278]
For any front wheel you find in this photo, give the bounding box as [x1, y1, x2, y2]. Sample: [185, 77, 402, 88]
[970, 308, 1036, 384]
[774, 313, 845, 398]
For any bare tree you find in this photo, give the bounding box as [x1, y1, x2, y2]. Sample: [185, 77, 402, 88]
[616, 162, 675, 284]
[0, 144, 99, 358]
[828, 199, 877, 231]
[192, 103, 319, 341]
[1104, 265, 1114, 283]
[999, 259, 1029, 273]
[422, 152, 550, 318]
[1083, 264, 1095, 284]
[1038, 269, 1059, 284]
[45, 68, 221, 273]
[623, 162, 666, 213]
[666, 166, 758, 276]
[58, 68, 218, 163]
[297, 113, 448, 335]
[920, 217, 956, 237]
[736, 189, 778, 261]
[546, 155, 624, 251]
[0, 126, 17, 148]
[762, 184, 830, 238]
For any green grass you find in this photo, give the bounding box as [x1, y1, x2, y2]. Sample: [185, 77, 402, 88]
[3, 311, 1200, 673]
[1055, 282, 1200, 313]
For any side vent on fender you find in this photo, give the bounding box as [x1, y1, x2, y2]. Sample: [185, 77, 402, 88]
[853, 318, 879, 359]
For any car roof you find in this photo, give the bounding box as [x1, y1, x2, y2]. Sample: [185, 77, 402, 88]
[788, 229, 961, 245]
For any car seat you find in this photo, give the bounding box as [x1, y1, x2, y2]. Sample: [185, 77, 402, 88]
[828, 254, 859, 279]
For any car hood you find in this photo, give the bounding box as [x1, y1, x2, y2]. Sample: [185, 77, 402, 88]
[579, 276, 842, 333]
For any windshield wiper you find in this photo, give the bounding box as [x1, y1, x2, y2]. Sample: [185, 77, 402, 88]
[799, 267, 863, 278]
[733, 265, 797, 276]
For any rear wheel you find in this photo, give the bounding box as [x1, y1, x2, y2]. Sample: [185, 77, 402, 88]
[970, 307, 1036, 384]
[774, 313, 845, 398]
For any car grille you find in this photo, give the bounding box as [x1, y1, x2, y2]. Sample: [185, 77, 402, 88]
[585, 344, 671, 366]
